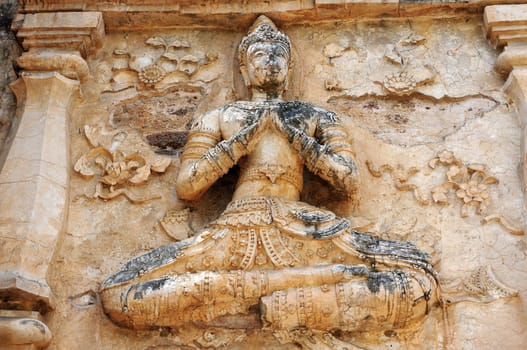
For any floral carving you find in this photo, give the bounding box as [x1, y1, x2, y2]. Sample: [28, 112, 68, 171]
[138, 64, 166, 84]
[366, 160, 429, 205]
[107, 36, 218, 91]
[379, 33, 437, 96]
[367, 151, 523, 236]
[382, 71, 417, 96]
[74, 125, 171, 203]
[428, 151, 498, 218]
[442, 266, 518, 304]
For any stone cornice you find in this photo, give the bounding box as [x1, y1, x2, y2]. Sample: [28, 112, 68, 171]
[13, 11, 104, 81]
[16, 0, 527, 31]
[485, 4, 527, 74]
[15, 11, 104, 58]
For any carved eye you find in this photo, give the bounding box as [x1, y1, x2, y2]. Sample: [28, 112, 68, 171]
[252, 51, 267, 58]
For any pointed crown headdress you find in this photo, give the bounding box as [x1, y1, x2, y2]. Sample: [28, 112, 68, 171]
[238, 15, 291, 67]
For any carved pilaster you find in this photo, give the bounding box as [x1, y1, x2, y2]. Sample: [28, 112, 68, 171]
[485, 4, 527, 201]
[0, 11, 104, 349]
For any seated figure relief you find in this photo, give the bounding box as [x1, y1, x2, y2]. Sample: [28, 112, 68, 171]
[100, 16, 439, 343]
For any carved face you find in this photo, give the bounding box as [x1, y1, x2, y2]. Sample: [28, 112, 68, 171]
[246, 42, 289, 93]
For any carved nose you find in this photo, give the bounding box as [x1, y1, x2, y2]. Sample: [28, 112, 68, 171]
[266, 56, 280, 71]
[266, 54, 278, 65]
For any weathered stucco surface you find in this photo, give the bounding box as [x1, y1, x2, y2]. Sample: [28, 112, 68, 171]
[2, 2, 527, 349]
[47, 16, 525, 350]
[0, 0, 20, 170]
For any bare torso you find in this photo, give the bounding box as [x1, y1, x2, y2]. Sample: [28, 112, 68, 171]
[219, 104, 306, 201]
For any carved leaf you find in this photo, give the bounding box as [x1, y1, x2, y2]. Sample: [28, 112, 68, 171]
[400, 34, 426, 46]
[161, 52, 179, 62]
[468, 163, 486, 172]
[323, 43, 345, 59]
[146, 36, 167, 48]
[431, 188, 449, 204]
[113, 49, 130, 57]
[180, 54, 199, 63]
[124, 154, 146, 170]
[129, 54, 155, 71]
[126, 160, 141, 170]
[111, 70, 138, 90]
[482, 214, 525, 236]
[86, 147, 113, 164]
[84, 125, 100, 147]
[129, 165, 151, 184]
[74, 155, 96, 177]
[384, 44, 402, 65]
[168, 39, 190, 48]
[482, 175, 499, 185]
[151, 157, 172, 172]
[179, 62, 198, 76]
[428, 158, 439, 169]
[206, 52, 219, 62]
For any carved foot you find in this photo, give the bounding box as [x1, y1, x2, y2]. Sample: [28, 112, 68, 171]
[274, 328, 366, 350]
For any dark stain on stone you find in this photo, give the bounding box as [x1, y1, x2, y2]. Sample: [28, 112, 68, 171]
[367, 271, 398, 293]
[385, 329, 398, 337]
[133, 278, 168, 300]
[146, 131, 188, 155]
[102, 241, 190, 287]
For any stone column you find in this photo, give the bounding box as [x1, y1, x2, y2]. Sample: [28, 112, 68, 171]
[485, 4, 527, 201]
[0, 12, 104, 349]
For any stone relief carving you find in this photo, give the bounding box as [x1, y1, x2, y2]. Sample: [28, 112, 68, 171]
[274, 328, 366, 350]
[380, 34, 436, 96]
[323, 32, 436, 97]
[74, 125, 171, 203]
[109, 87, 204, 154]
[429, 150, 497, 215]
[322, 26, 506, 155]
[107, 35, 218, 92]
[366, 160, 429, 205]
[99, 16, 441, 349]
[195, 329, 247, 348]
[366, 150, 524, 236]
[160, 208, 194, 241]
[442, 265, 518, 304]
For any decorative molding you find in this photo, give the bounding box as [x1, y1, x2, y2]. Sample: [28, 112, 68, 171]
[0, 310, 52, 350]
[16, 1, 527, 31]
[13, 12, 104, 82]
[15, 12, 104, 58]
[485, 4, 527, 205]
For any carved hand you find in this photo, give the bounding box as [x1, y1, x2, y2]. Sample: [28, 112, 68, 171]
[278, 118, 358, 193]
[280, 120, 321, 160]
[225, 111, 270, 159]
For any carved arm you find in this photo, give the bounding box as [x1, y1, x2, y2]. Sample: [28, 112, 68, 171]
[176, 110, 265, 200]
[286, 114, 359, 195]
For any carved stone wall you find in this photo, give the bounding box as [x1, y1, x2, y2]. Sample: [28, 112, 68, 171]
[0, 0, 20, 170]
[1, 1, 527, 350]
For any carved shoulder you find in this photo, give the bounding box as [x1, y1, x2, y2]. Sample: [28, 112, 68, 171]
[189, 108, 222, 137]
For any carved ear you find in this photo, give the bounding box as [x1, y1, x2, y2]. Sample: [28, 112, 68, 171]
[239, 65, 251, 88]
[284, 68, 290, 92]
